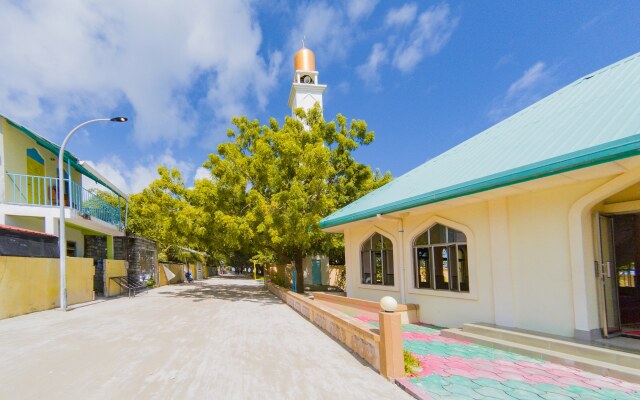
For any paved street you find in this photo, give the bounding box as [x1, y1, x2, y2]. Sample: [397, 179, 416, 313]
[0, 277, 412, 400]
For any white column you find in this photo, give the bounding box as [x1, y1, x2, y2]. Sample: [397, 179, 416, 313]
[344, 230, 352, 297]
[45, 216, 57, 235]
[488, 198, 516, 327]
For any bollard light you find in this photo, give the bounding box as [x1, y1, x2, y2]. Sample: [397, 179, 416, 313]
[380, 296, 398, 313]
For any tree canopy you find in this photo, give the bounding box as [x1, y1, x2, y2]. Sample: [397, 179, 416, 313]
[127, 105, 390, 291]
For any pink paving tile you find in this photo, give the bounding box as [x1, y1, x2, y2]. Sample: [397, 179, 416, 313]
[353, 315, 378, 323]
[545, 368, 581, 379]
[497, 372, 529, 382]
[557, 376, 604, 390]
[402, 332, 466, 343]
[443, 367, 479, 380]
[524, 373, 561, 385]
[473, 369, 504, 381]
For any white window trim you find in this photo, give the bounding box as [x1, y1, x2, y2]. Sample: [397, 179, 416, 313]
[356, 225, 400, 292]
[405, 215, 479, 300]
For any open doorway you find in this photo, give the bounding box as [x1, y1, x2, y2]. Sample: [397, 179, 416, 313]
[598, 213, 640, 338]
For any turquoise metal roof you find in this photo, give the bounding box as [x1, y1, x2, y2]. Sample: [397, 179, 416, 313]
[320, 52, 640, 229]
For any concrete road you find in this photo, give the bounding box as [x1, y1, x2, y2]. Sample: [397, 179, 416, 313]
[0, 277, 412, 400]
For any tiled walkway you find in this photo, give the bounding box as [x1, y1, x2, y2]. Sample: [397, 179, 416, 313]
[325, 302, 640, 400]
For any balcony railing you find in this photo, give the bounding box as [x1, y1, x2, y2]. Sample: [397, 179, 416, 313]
[5, 173, 123, 229]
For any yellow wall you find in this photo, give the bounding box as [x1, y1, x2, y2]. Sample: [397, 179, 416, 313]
[0, 256, 94, 319]
[104, 259, 127, 297]
[157, 263, 185, 286]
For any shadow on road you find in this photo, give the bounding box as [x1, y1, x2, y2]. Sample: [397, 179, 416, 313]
[158, 279, 281, 305]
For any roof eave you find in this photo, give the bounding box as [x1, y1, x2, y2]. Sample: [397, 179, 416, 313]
[319, 132, 640, 229]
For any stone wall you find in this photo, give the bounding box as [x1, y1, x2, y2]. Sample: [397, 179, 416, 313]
[125, 236, 158, 283]
[85, 236, 107, 293]
[84, 236, 107, 262]
[113, 237, 127, 261]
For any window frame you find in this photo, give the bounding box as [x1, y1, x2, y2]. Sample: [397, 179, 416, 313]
[359, 232, 396, 288]
[410, 221, 474, 298]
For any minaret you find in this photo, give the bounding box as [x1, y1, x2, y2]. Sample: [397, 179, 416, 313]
[288, 43, 327, 115]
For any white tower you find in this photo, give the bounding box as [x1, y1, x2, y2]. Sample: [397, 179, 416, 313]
[288, 44, 327, 115]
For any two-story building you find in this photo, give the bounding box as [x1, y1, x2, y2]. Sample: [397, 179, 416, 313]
[0, 115, 128, 258]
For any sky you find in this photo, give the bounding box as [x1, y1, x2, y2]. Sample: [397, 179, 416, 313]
[1, 1, 639, 195]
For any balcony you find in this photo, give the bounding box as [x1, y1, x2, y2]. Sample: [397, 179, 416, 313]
[5, 173, 123, 229]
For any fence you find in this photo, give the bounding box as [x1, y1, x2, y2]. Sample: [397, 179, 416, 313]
[5, 173, 122, 228]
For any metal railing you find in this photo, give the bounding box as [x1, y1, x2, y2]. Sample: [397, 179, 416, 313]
[6, 173, 123, 229]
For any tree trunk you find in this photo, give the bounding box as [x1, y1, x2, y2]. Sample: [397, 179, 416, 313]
[295, 250, 304, 294]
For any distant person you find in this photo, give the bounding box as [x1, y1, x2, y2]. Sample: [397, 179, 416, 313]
[185, 271, 193, 283]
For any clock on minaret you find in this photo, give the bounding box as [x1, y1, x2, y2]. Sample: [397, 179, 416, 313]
[288, 44, 327, 115]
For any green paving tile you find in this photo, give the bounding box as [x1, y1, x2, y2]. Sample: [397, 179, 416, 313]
[588, 388, 640, 400]
[502, 380, 546, 396]
[473, 378, 511, 391]
[402, 324, 443, 334]
[531, 384, 578, 398]
[541, 393, 575, 400]
[508, 389, 543, 399]
[564, 386, 617, 399]
[444, 383, 485, 399]
[474, 386, 515, 400]
[445, 375, 480, 389]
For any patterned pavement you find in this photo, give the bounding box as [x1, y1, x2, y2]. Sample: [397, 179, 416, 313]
[322, 302, 640, 400]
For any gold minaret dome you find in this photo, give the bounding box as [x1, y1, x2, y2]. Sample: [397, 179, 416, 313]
[294, 46, 316, 71]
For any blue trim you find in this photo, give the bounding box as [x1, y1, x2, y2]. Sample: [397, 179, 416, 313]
[320, 133, 640, 229]
[26, 148, 44, 165]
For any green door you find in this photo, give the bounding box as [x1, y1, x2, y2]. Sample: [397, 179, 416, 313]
[312, 259, 321, 285]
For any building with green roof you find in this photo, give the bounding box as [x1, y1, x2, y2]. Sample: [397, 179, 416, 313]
[321, 52, 640, 342]
[0, 114, 128, 259]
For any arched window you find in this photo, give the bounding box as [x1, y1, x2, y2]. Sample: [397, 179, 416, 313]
[413, 223, 469, 292]
[361, 232, 394, 286]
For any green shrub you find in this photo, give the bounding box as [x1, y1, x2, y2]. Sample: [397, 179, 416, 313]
[145, 278, 156, 287]
[269, 273, 291, 289]
[404, 350, 420, 376]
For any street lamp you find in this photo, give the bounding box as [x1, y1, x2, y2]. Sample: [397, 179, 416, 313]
[58, 117, 127, 310]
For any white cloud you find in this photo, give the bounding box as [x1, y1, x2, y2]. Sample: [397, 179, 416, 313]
[356, 43, 388, 89]
[347, 0, 379, 21]
[193, 167, 211, 182]
[288, 3, 353, 63]
[392, 3, 459, 73]
[83, 151, 195, 194]
[0, 1, 280, 146]
[385, 3, 418, 27]
[506, 62, 547, 98]
[489, 61, 555, 121]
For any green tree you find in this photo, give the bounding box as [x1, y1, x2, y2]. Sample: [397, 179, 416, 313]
[127, 167, 206, 262]
[204, 104, 390, 293]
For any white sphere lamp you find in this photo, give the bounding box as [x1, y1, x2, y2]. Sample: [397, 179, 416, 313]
[380, 296, 398, 313]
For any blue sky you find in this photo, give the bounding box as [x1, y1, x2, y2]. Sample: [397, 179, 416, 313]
[1, 1, 639, 194]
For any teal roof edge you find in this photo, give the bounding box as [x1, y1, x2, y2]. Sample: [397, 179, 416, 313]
[3, 116, 125, 199]
[319, 132, 640, 229]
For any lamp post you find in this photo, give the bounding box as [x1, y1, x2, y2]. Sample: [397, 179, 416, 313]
[58, 117, 127, 310]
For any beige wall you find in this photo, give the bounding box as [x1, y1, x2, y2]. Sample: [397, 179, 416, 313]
[4, 215, 44, 232]
[342, 173, 625, 337]
[0, 256, 94, 319]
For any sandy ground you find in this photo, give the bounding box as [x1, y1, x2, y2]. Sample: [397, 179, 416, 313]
[0, 277, 412, 400]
